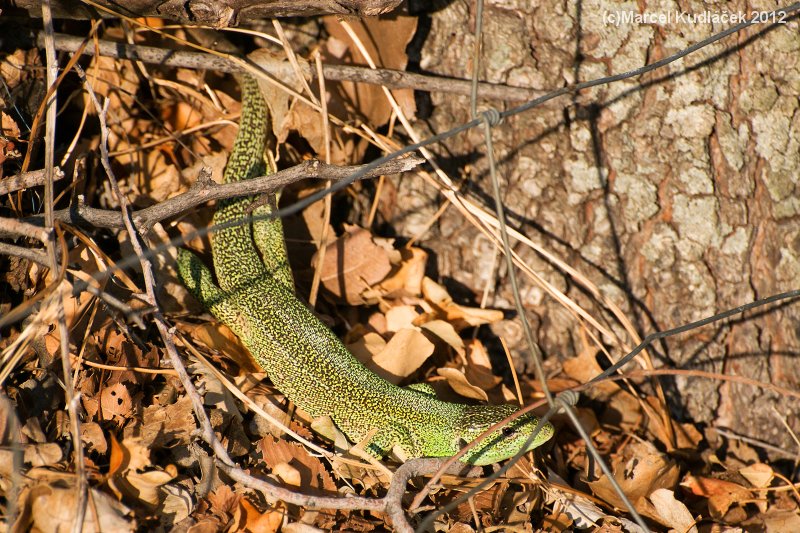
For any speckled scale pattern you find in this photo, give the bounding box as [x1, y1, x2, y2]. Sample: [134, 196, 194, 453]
[212, 75, 293, 292]
[176, 74, 554, 464]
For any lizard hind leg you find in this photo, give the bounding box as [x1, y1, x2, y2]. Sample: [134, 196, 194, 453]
[356, 424, 420, 463]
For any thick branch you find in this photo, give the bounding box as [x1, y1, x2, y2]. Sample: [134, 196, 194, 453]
[42, 32, 542, 102]
[0, 167, 65, 196]
[0, 216, 50, 242]
[8, 0, 402, 24]
[218, 457, 478, 532]
[0, 242, 49, 265]
[8, 157, 423, 236]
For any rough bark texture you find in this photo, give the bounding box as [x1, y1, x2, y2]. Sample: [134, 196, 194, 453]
[4, 0, 402, 24]
[398, 0, 800, 449]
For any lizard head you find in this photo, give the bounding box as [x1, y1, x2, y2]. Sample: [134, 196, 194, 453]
[456, 404, 554, 465]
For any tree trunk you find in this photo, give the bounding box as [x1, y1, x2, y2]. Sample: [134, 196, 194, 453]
[401, 0, 799, 450]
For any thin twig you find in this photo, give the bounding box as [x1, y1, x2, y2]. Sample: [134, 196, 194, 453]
[40, 2, 88, 531]
[592, 368, 800, 402]
[307, 52, 332, 308]
[73, 280, 149, 329]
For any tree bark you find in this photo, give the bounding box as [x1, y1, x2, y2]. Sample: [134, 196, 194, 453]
[398, 0, 800, 451]
[3, 0, 402, 25]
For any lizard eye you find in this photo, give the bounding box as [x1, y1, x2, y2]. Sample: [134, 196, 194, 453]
[502, 426, 515, 437]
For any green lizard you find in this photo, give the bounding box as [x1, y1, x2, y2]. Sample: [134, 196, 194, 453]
[176, 74, 554, 465]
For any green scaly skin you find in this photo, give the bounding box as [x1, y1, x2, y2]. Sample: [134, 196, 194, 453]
[176, 74, 554, 465]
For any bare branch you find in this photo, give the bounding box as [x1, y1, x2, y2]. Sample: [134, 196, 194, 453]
[42, 32, 543, 102]
[10, 157, 423, 236]
[13, 0, 402, 24]
[0, 217, 50, 242]
[0, 242, 49, 266]
[0, 167, 65, 196]
[218, 456, 478, 532]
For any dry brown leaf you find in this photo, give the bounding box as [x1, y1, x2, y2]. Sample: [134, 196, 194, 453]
[0, 444, 62, 478]
[604, 392, 645, 435]
[122, 396, 195, 450]
[252, 49, 305, 143]
[496, 383, 520, 403]
[673, 420, 704, 450]
[164, 99, 204, 132]
[106, 435, 178, 510]
[98, 329, 159, 386]
[463, 339, 503, 391]
[232, 497, 284, 533]
[681, 475, 753, 520]
[310, 415, 350, 452]
[384, 305, 419, 332]
[124, 469, 175, 507]
[420, 319, 465, 357]
[323, 16, 417, 126]
[370, 328, 434, 384]
[108, 433, 126, 478]
[186, 519, 221, 533]
[570, 407, 601, 438]
[315, 225, 392, 305]
[159, 484, 193, 526]
[726, 435, 762, 466]
[1, 49, 38, 91]
[19, 485, 132, 533]
[740, 463, 774, 488]
[561, 346, 608, 390]
[541, 510, 574, 532]
[371, 235, 401, 263]
[84, 37, 138, 112]
[259, 436, 337, 496]
[44, 277, 94, 332]
[273, 462, 302, 487]
[648, 488, 698, 533]
[421, 277, 503, 330]
[367, 311, 388, 334]
[563, 346, 643, 432]
[420, 275, 450, 303]
[81, 421, 108, 455]
[587, 440, 680, 523]
[446, 523, 477, 533]
[761, 510, 800, 532]
[2, 111, 20, 139]
[284, 102, 354, 164]
[446, 482, 505, 524]
[437, 367, 489, 402]
[183, 321, 260, 373]
[23, 443, 62, 469]
[207, 485, 241, 520]
[376, 247, 428, 296]
[303, 191, 336, 251]
[99, 383, 133, 422]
